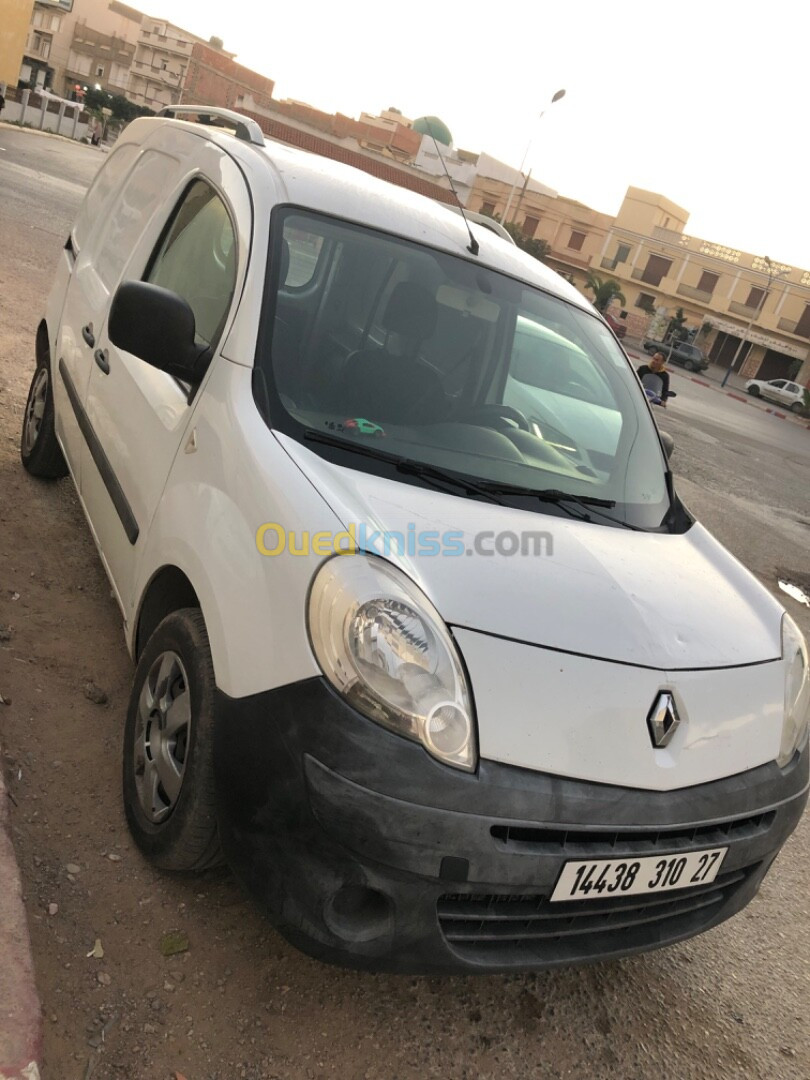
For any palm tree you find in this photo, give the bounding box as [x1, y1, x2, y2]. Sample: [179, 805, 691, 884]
[584, 272, 626, 313]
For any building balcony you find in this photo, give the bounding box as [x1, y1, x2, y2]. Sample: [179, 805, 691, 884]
[776, 317, 810, 341]
[652, 226, 689, 245]
[676, 283, 715, 304]
[728, 300, 762, 318]
[140, 32, 193, 56]
[131, 60, 181, 84]
[630, 267, 669, 287]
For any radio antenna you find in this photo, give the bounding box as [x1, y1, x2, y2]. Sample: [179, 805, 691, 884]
[425, 122, 479, 256]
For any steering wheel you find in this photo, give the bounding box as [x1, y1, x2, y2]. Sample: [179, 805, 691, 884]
[461, 403, 532, 432]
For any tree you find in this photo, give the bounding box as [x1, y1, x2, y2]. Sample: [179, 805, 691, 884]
[484, 214, 551, 263]
[584, 272, 626, 312]
[502, 220, 551, 262]
[209, 35, 224, 49]
[666, 306, 688, 342]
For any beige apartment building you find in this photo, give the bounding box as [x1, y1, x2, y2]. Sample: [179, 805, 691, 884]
[19, 0, 143, 95]
[468, 178, 810, 385]
[3, 0, 35, 87]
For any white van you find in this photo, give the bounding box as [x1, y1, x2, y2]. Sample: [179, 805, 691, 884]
[21, 108, 808, 973]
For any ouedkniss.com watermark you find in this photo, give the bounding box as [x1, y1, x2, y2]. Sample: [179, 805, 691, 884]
[255, 523, 553, 558]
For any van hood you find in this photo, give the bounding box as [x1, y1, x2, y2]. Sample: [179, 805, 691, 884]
[278, 435, 783, 670]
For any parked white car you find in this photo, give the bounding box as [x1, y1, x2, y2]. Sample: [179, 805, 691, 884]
[746, 376, 806, 413]
[21, 107, 809, 974]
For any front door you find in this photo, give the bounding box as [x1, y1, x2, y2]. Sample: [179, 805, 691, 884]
[81, 148, 246, 620]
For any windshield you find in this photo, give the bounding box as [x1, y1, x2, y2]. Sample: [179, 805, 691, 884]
[259, 208, 672, 529]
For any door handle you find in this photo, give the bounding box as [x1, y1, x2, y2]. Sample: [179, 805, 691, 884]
[82, 324, 95, 348]
[94, 348, 110, 375]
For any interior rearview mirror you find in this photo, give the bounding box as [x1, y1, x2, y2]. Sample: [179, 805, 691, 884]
[108, 281, 210, 383]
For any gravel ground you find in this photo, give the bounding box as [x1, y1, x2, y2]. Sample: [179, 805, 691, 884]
[0, 126, 808, 1080]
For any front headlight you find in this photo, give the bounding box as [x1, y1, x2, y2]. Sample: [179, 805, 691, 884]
[778, 613, 810, 767]
[307, 554, 476, 771]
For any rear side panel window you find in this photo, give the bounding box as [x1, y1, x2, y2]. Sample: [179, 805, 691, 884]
[94, 150, 178, 293]
[72, 142, 139, 253]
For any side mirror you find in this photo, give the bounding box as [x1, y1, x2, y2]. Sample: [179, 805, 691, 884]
[660, 431, 675, 460]
[108, 281, 210, 383]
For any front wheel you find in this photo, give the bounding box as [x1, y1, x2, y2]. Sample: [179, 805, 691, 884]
[123, 609, 223, 871]
[684, 360, 695, 371]
[21, 357, 68, 478]
[747, 385, 760, 397]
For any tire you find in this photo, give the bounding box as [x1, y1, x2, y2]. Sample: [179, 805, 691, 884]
[684, 360, 695, 371]
[123, 608, 223, 871]
[790, 401, 803, 414]
[20, 353, 68, 478]
[747, 385, 760, 397]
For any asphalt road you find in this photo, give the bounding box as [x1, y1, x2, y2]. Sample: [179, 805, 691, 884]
[0, 126, 808, 1080]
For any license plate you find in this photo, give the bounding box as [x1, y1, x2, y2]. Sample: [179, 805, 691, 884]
[550, 848, 728, 902]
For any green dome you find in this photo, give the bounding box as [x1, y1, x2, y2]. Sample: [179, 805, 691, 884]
[412, 116, 453, 146]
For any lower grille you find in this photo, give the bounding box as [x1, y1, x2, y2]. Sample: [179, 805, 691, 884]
[490, 812, 775, 856]
[438, 866, 757, 964]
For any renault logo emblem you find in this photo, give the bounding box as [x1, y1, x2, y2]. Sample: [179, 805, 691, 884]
[647, 692, 681, 749]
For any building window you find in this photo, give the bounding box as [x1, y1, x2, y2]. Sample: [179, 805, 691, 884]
[697, 270, 719, 295]
[522, 216, 540, 238]
[636, 292, 656, 313]
[745, 286, 767, 310]
[480, 201, 495, 216]
[615, 243, 631, 264]
[794, 304, 810, 339]
[32, 33, 50, 59]
[96, 65, 105, 77]
[568, 230, 586, 251]
[640, 254, 672, 286]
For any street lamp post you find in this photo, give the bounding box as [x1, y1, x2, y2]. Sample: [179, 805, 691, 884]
[501, 89, 565, 227]
[720, 256, 789, 388]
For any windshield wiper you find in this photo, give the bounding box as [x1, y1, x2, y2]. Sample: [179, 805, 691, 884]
[473, 482, 621, 525]
[302, 429, 505, 504]
[302, 429, 630, 521]
[394, 459, 506, 504]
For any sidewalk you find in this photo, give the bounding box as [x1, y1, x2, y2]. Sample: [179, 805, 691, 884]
[0, 757, 42, 1080]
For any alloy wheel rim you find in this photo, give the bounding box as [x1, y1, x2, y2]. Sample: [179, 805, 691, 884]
[133, 651, 191, 823]
[23, 368, 49, 454]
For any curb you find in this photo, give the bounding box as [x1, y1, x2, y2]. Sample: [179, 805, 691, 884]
[625, 349, 810, 430]
[0, 760, 42, 1080]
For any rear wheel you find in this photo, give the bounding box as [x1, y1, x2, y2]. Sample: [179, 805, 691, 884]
[123, 609, 223, 871]
[790, 401, 803, 414]
[684, 360, 695, 371]
[747, 385, 760, 396]
[20, 356, 68, 478]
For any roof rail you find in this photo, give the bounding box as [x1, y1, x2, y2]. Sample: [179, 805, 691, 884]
[157, 106, 265, 147]
[446, 206, 516, 245]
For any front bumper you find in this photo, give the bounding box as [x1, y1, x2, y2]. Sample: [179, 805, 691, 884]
[213, 678, 808, 974]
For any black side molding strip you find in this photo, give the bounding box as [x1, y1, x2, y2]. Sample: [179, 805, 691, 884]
[58, 358, 140, 545]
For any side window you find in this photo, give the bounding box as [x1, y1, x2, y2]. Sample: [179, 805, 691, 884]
[72, 142, 139, 252]
[146, 179, 237, 347]
[283, 224, 324, 288]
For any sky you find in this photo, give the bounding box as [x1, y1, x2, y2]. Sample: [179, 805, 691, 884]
[152, 0, 808, 268]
